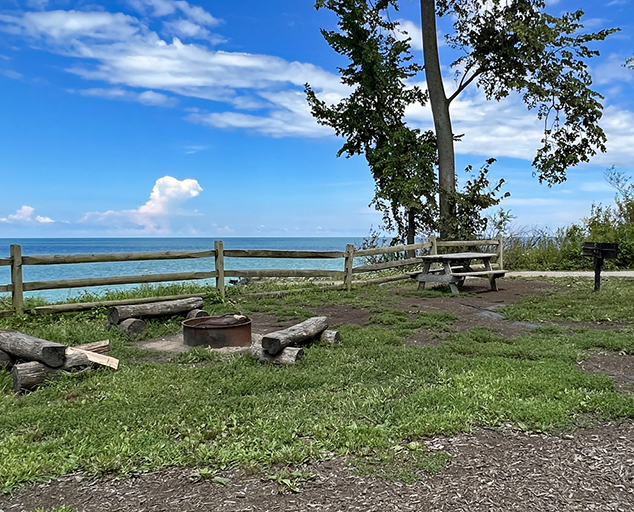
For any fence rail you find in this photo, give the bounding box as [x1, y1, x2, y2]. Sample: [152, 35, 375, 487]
[0, 235, 503, 316]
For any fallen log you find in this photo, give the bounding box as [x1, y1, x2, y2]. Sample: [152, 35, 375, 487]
[107, 297, 204, 325]
[251, 335, 304, 365]
[118, 318, 146, 334]
[12, 351, 90, 392]
[320, 330, 341, 344]
[0, 330, 66, 368]
[261, 316, 328, 356]
[186, 309, 210, 319]
[0, 349, 12, 370]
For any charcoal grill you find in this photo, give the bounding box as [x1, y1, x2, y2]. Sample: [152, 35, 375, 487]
[581, 242, 618, 291]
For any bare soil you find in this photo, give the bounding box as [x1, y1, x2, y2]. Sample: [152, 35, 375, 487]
[3, 278, 634, 512]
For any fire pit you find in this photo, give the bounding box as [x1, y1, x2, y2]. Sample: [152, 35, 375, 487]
[182, 314, 252, 348]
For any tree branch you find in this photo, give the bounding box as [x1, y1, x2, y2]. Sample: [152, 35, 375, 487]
[448, 65, 484, 104]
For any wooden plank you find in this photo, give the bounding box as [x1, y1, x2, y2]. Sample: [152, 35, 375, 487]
[436, 239, 500, 247]
[23, 271, 218, 292]
[0, 284, 11, 293]
[353, 256, 425, 273]
[408, 273, 462, 284]
[32, 293, 209, 314]
[453, 270, 506, 277]
[0, 310, 15, 319]
[353, 242, 431, 258]
[21, 250, 216, 266]
[224, 269, 345, 279]
[223, 249, 346, 259]
[66, 347, 119, 370]
[418, 252, 498, 261]
[0, 257, 12, 267]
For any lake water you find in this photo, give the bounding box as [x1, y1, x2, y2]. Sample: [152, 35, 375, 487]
[0, 238, 365, 302]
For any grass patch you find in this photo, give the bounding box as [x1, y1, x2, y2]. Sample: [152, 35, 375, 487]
[1, 278, 634, 491]
[502, 277, 634, 323]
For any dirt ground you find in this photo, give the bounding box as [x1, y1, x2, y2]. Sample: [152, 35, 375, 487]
[3, 278, 634, 512]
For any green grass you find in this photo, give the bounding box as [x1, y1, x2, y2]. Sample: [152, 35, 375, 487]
[503, 277, 634, 323]
[0, 278, 633, 492]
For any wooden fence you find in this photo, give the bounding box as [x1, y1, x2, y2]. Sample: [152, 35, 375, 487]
[0, 235, 503, 317]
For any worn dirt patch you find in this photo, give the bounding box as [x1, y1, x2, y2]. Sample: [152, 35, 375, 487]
[4, 422, 634, 512]
[579, 352, 634, 394]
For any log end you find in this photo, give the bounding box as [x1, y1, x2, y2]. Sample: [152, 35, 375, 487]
[118, 318, 146, 335]
[41, 345, 66, 369]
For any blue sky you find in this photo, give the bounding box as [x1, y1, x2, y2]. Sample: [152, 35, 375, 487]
[0, 0, 633, 238]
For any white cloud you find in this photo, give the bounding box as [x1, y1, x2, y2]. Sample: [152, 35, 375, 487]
[594, 54, 633, 85]
[76, 87, 177, 106]
[129, 0, 221, 26]
[81, 175, 202, 233]
[0, 205, 55, 224]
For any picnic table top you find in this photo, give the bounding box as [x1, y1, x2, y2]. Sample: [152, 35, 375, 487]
[418, 252, 498, 262]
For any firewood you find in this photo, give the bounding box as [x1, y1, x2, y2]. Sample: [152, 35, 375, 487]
[118, 318, 146, 334]
[12, 352, 90, 392]
[186, 309, 210, 319]
[261, 317, 328, 356]
[72, 340, 110, 354]
[250, 335, 304, 365]
[320, 330, 341, 343]
[66, 347, 119, 370]
[0, 330, 66, 368]
[107, 297, 204, 324]
[0, 349, 12, 370]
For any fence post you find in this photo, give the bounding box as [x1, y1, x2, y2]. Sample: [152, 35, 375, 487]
[496, 233, 504, 269]
[344, 244, 354, 292]
[430, 235, 438, 255]
[10, 245, 24, 315]
[214, 240, 225, 298]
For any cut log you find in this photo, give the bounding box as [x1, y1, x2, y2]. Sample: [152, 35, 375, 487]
[251, 336, 304, 365]
[0, 330, 66, 368]
[0, 349, 13, 370]
[66, 347, 119, 370]
[12, 352, 90, 392]
[186, 309, 210, 319]
[320, 330, 341, 344]
[73, 340, 110, 354]
[261, 316, 329, 356]
[107, 297, 204, 324]
[118, 318, 146, 334]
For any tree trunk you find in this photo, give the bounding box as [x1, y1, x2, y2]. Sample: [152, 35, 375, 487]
[261, 317, 329, 356]
[251, 335, 304, 365]
[107, 297, 204, 324]
[12, 352, 90, 392]
[421, 0, 456, 239]
[406, 208, 417, 258]
[0, 330, 66, 368]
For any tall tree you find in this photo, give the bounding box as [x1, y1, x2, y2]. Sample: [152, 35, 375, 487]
[306, 0, 438, 244]
[421, 0, 616, 237]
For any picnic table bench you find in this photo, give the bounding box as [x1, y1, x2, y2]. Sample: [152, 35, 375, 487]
[408, 252, 506, 294]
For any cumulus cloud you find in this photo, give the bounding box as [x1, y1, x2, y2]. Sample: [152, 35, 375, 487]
[0, 205, 55, 224]
[80, 175, 202, 233]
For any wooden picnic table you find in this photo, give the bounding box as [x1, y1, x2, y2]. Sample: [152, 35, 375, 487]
[408, 252, 505, 294]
